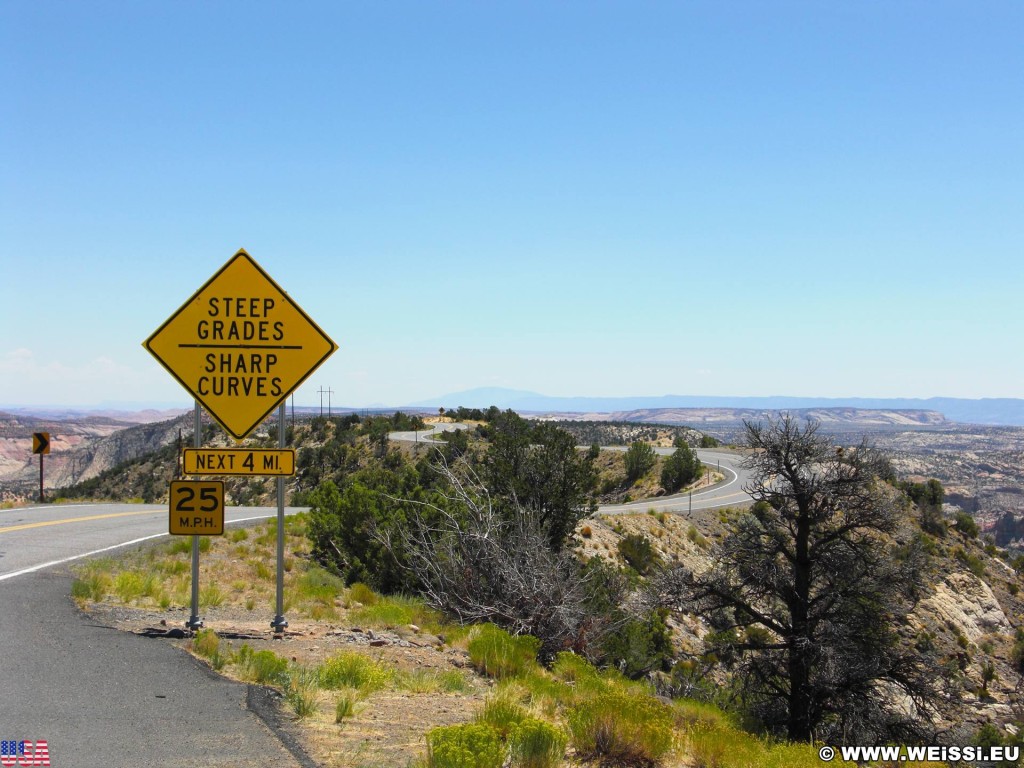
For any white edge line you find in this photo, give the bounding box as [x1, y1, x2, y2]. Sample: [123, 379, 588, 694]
[0, 514, 279, 583]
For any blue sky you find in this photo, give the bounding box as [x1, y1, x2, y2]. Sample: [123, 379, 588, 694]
[3, 2, 1022, 408]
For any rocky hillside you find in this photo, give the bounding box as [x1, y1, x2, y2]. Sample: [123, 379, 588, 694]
[0, 411, 160, 500]
[577, 503, 1024, 740]
[527, 419, 715, 448]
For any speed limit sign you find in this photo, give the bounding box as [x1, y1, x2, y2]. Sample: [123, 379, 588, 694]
[169, 479, 225, 535]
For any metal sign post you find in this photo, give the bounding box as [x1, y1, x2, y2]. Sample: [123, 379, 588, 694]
[32, 432, 50, 503]
[143, 249, 337, 636]
[187, 402, 204, 631]
[271, 402, 288, 635]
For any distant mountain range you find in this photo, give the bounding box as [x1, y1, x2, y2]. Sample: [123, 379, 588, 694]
[410, 388, 1024, 426]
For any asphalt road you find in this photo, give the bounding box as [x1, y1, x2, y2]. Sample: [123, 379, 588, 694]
[0, 503, 309, 768]
[597, 448, 753, 514]
[0, 502, 300, 582]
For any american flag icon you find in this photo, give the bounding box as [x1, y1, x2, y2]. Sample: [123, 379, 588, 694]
[0, 740, 50, 767]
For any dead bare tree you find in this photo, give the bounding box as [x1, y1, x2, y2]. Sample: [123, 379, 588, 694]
[375, 458, 620, 660]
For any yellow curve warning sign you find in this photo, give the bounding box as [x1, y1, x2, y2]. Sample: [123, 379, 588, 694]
[143, 249, 338, 440]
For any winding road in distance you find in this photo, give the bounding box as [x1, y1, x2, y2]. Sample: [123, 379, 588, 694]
[388, 422, 755, 513]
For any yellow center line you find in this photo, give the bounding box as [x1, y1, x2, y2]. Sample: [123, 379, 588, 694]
[0, 509, 161, 534]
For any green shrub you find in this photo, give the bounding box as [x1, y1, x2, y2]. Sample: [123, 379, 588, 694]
[436, 669, 472, 693]
[168, 538, 192, 555]
[394, 668, 472, 694]
[351, 598, 415, 627]
[617, 533, 660, 575]
[476, 694, 529, 739]
[70, 579, 91, 601]
[661, 439, 702, 493]
[426, 723, 505, 768]
[72, 570, 111, 602]
[251, 559, 273, 581]
[954, 511, 979, 539]
[954, 546, 986, 578]
[295, 565, 345, 605]
[467, 624, 541, 679]
[974, 722, 1004, 749]
[624, 441, 657, 482]
[192, 629, 220, 658]
[516, 672, 574, 715]
[229, 528, 249, 542]
[1011, 634, 1024, 675]
[348, 581, 378, 605]
[114, 571, 148, 602]
[687, 525, 710, 549]
[319, 651, 391, 692]
[601, 608, 674, 678]
[567, 692, 675, 765]
[285, 666, 320, 718]
[335, 690, 358, 722]
[508, 718, 567, 768]
[235, 645, 289, 685]
[200, 583, 225, 607]
[306, 475, 422, 593]
[551, 651, 600, 684]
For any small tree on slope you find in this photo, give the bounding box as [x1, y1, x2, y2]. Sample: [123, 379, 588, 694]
[652, 415, 954, 744]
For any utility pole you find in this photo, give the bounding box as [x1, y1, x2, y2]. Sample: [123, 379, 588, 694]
[317, 386, 334, 417]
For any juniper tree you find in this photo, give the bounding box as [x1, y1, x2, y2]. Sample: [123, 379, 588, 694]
[652, 415, 951, 744]
[660, 437, 702, 493]
[484, 410, 596, 551]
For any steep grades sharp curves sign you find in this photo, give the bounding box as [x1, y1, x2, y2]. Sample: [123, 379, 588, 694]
[143, 249, 338, 440]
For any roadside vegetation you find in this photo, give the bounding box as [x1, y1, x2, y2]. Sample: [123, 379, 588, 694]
[70, 407, 1024, 766]
[74, 528, 875, 767]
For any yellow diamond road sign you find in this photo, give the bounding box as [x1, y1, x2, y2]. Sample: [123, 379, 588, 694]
[144, 249, 338, 440]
